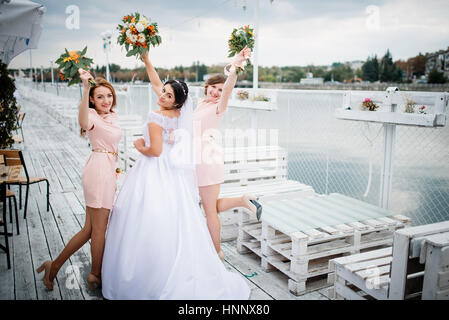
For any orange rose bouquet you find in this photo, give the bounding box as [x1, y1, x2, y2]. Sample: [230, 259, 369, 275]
[117, 13, 161, 58]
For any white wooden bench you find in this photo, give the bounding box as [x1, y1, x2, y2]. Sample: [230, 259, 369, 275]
[120, 144, 315, 242]
[238, 192, 411, 296]
[421, 232, 449, 300]
[218, 145, 315, 241]
[328, 220, 449, 300]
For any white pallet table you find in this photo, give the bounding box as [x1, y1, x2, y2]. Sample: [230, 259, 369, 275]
[237, 222, 263, 255]
[239, 193, 410, 296]
[221, 180, 315, 242]
[420, 232, 449, 300]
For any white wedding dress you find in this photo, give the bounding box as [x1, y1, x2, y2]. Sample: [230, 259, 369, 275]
[101, 106, 250, 300]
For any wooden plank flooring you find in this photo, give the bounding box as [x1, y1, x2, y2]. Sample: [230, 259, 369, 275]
[0, 97, 329, 300]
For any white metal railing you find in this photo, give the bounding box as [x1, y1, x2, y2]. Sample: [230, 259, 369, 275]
[15, 78, 449, 227]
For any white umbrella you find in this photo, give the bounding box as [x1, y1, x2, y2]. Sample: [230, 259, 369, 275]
[0, 0, 46, 65]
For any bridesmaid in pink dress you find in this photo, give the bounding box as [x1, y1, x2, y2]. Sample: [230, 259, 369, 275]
[36, 70, 122, 291]
[194, 47, 262, 260]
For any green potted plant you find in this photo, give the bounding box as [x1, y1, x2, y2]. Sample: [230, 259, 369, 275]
[0, 60, 19, 148]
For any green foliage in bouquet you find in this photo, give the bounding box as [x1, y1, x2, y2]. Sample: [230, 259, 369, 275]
[55, 46, 95, 87]
[117, 12, 162, 58]
[0, 60, 18, 148]
[227, 25, 255, 74]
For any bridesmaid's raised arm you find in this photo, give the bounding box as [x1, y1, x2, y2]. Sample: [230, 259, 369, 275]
[217, 46, 251, 114]
[78, 68, 94, 130]
[141, 51, 164, 97]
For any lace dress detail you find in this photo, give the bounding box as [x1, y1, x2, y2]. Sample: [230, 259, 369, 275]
[143, 111, 179, 146]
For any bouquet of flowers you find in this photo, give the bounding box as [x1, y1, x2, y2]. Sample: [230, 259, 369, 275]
[55, 47, 95, 86]
[361, 98, 379, 111]
[117, 13, 161, 58]
[227, 25, 255, 74]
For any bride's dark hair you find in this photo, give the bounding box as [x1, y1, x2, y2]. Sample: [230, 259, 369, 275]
[165, 80, 188, 109]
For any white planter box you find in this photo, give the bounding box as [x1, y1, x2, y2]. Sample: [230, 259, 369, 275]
[334, 108, 447, 127]
[228, 89, 278, 111]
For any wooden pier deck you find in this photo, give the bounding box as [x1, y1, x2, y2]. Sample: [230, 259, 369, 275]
[0, 98, 329, 300]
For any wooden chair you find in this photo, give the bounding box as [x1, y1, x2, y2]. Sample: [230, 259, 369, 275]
[1, 187, 19, 235]
[0, 150, 50, 219]
[15, 113, 25, 143]
[0, 183, 11, 269]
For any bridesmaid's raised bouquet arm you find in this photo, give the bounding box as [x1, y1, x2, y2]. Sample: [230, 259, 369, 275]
[55, 46, 95, 87]
[117, 12, 162, 58]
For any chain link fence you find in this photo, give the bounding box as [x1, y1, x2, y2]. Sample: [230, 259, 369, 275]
[17, 79, 449, 226]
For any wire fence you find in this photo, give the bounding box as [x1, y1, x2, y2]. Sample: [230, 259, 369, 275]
[17, 79, 449, 226]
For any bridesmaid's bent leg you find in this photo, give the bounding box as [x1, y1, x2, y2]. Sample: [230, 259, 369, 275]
[199, 184, 221, 253]
[49, 207, 93, 281]
[216, 196, 246, 213]
[89, 207, 111, 278]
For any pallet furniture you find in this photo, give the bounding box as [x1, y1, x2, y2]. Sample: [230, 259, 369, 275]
[421, 232, 449, 300]
[329, 220, 449, 300]
[15, 113, 26, 143]
[217, 145, 315, 241]
[237, 192, 411, 295]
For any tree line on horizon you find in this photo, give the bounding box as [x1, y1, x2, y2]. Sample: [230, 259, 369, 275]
[9, 49, 447, 85]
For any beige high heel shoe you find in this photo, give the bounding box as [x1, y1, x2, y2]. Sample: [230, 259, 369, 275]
[36, 260, 54, 291]
[87, 273, 101, 291]
[242, 194, 263, 221]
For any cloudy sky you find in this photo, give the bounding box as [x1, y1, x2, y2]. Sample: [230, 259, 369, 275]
[8, 0, 449, 70]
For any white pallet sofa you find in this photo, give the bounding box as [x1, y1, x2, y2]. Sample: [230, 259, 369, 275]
[328, 220, 449, 300]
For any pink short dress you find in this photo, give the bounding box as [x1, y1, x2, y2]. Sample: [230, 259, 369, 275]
[193, 98, 226, 187]
[81, 108, 122, 210]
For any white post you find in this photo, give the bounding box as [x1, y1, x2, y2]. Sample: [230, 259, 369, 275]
[40, 65, 45, 91]
[29, 49, 33, 79]
[105, 43, 111, 83]
[380, 123, 395, 209]
[50, 60, 54, 85]
[101, 30, 112, 83]
[379, 89, 398, 209]
[253, 0, 260, 90]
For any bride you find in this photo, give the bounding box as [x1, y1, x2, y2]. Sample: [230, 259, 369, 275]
[101, 52, 250, 300]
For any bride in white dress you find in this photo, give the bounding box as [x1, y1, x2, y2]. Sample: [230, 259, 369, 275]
[101, 52, 250, 300]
